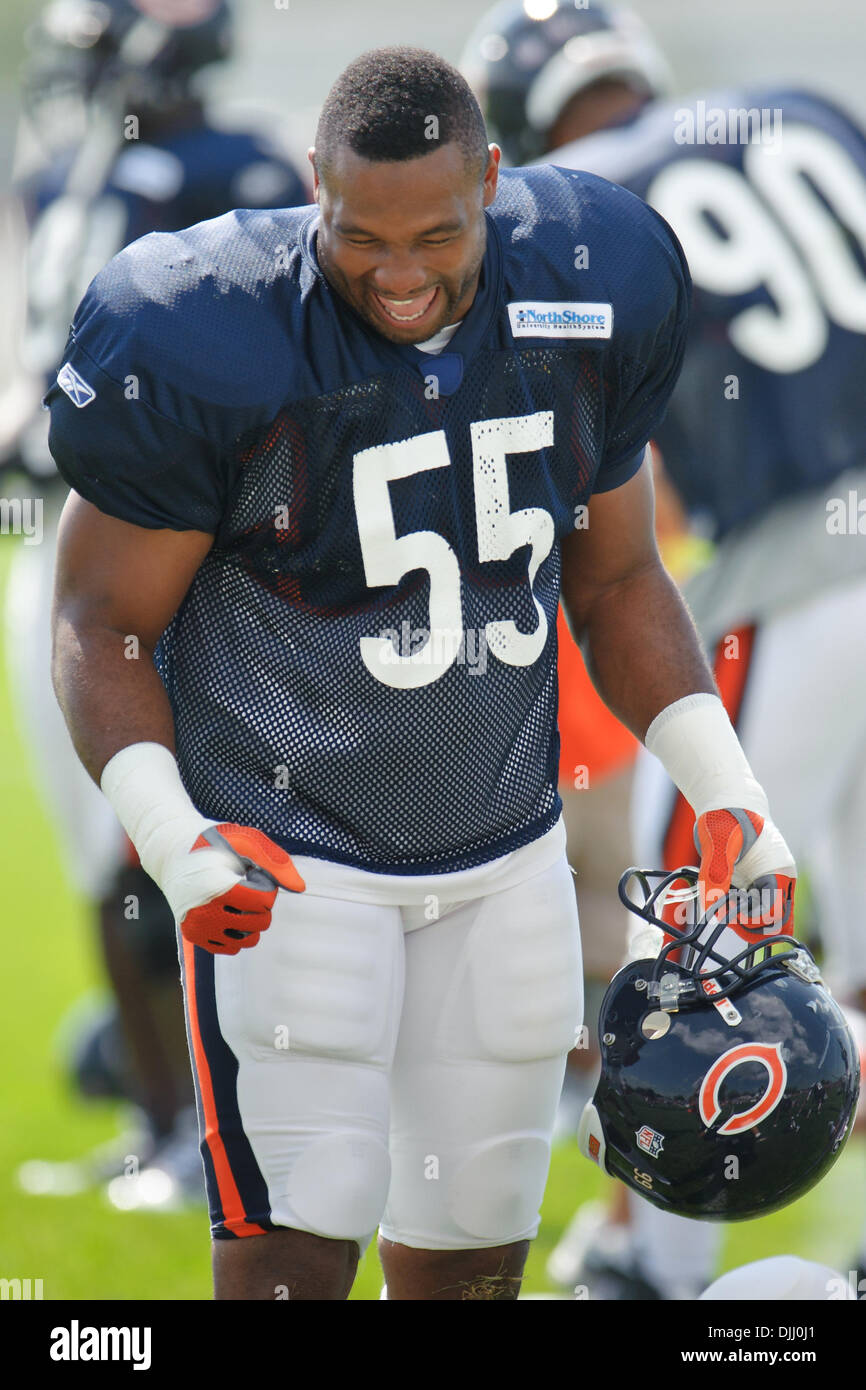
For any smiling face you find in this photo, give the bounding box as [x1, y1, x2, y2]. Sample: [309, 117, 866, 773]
[311, 140, 500, 344]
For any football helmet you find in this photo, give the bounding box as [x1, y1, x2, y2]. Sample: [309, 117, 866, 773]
[460, 0, 671, 165]
[23, 0, 233, 146]
[578, 867, 860, 1221]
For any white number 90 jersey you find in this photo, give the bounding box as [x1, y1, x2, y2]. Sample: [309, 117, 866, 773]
[549, 88, 866, 535]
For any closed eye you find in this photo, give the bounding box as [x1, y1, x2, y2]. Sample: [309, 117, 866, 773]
[339, 234, 458, 248]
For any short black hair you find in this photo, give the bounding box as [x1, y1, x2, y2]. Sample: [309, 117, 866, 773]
[315, 47, 489, 181]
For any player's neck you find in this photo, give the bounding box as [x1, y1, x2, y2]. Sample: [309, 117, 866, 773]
[414, 322, 463, 354]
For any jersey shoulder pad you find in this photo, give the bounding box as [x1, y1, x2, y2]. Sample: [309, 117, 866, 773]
[493, 164, 690, 347]
[69, 207, 312, 434]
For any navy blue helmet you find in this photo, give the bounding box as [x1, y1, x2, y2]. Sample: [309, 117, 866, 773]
[460, 0, 670, 165]
[579, 867, 860, 1220]
[23, 0, 233, 129]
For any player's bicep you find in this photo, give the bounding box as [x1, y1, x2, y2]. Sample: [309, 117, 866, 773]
[560, 453, 660, 640]
[53, 490, 214, 651]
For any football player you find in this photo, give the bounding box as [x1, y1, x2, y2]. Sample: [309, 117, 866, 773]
[48, 47, 795, 1300]
[464, 0, 866, 1297]
[5, 0, 308, 1207]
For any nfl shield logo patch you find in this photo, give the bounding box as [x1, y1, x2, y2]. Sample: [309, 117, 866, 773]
[635, 1124, 665, 1158]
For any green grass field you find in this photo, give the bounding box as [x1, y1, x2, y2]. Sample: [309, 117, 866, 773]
[0, 536, 862, 1301]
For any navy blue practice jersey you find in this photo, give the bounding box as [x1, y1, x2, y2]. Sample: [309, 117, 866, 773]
[551, 88, 866, 538]
[46, 165, 689, 874]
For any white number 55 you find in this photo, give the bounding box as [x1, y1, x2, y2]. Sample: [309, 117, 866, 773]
[353, 411, 555, 689]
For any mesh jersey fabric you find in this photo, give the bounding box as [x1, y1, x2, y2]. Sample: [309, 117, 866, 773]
[46, 164, 690, 873]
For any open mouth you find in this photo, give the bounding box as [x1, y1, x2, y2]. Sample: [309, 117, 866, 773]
[372, 285, 440, 327]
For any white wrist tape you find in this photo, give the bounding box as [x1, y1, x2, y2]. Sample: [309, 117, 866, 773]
[101, 744, 283, 927]
[100, 742, 216, 893]
[644, 694, 769, 820]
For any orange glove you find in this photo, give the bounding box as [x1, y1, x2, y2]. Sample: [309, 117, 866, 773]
[696, 808, 796, 943]
[179, 824, 305, 956]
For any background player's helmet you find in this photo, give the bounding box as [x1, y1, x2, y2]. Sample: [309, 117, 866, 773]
[460, 0, 671, 165]
[578, 867, 860, 1221]
[699, 1255, 855, 1301]
[23, 0, 233, 138]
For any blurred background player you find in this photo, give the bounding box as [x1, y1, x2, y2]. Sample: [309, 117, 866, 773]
[2, 0, 308, 1210]
[464, 0, 866, 1296]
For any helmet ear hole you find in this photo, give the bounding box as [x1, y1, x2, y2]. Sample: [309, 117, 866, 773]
[577, 1100, 606, 1171]
[641, 1009, 671, 1040]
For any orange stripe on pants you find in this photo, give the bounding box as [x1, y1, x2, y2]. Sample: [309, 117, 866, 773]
[183, 937, 268, 1238]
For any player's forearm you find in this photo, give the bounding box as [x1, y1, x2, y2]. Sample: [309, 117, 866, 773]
[576, 556, 715, 742]
[575, 559, 773, 823]
[51, 616, 176, 785]
[51, 623, 299, 943]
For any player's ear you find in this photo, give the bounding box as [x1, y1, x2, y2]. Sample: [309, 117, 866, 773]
[308, 147, 320, 202]
[482, 144, 501, 207]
